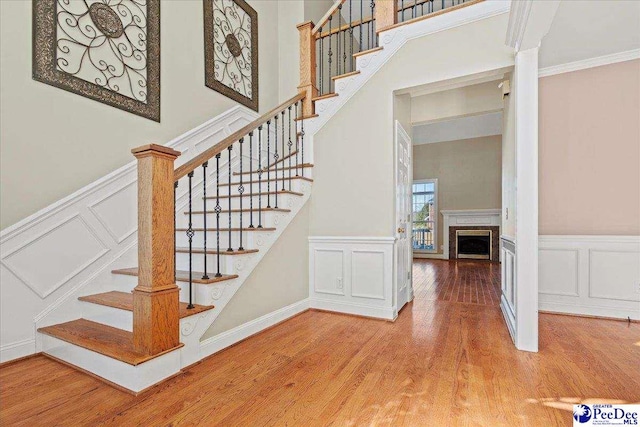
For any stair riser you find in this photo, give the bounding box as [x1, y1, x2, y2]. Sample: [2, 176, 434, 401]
[228, 172, 309, 184]
[217, 179, 310, 195]
[175, 230, 259, 249]
[39, 334, 181, 393]
[175, 253, 236, 274]
[110, 270, 237, 296]
[179, 210, 285, 229]
[80, 301, 133, 331]
[197, 193, 300, 211]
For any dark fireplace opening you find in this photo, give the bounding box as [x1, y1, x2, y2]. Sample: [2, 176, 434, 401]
[456, 230, 491, 260]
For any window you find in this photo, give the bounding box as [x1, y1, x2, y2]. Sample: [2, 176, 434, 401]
[412, 179, 438, 252]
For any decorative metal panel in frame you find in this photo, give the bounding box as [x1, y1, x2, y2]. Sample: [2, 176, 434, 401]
[204, 0, 258, 111]
[32, 0, 160, 122]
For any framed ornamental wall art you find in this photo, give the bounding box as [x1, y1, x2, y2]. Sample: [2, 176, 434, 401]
[204, 0, 258, 111]
[32, 0, 161, 121]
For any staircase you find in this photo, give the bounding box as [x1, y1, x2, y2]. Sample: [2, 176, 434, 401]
[34, 0, 492, 393]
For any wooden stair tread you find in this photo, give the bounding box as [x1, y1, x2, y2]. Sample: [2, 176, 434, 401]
[78, 291, 215, 319]
[353, 46, 383, 58]
[175, 247, 259, 255]
[204, 190, 303, 200]
[187, 207, 291, 214]
[266, 150, 299, 169]
[38, 319, 183, 366]
[312, 93, 338, 102]
[220, 176, 313, 186]
[294, 114, 319, 121]
[175, 227, 276, 232]
[233, 164, 313, 176]
[112, 268, 238, 284]
[332, 70, 360, 81]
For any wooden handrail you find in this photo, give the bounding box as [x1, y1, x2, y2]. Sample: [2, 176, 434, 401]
[174, 92, 305, 181]
[317, 14, 375, 39]
[312, 0, 347, 35]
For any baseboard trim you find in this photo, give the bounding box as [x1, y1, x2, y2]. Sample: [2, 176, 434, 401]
[413, 253, 444, 259]
[200, 298, 310, 359]
[309, 298, 397, 321]
[0, 339, 36, 364]
[539, 302, 640, 322]
[539, 310, 640, 324]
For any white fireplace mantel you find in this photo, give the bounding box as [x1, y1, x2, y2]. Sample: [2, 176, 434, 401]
[441, 209, 502, 259]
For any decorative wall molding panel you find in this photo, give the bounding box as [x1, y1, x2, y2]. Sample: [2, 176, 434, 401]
[32, 0, 161, 121]
[0, 106, 259, 363]
[538, 235, 640, 320]
[441, 209, 501, 259]
[500, 235, 516, 342]
[309, 237, 396, 320]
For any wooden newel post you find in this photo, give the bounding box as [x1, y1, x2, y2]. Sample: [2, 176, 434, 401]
[297, 21, 318, 118]
[375, 1, 397, 32]
[131, 144, 181, 356]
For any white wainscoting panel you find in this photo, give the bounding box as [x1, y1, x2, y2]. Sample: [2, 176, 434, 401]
[0, 106, 259, 363]
[309, 237, 396, 320]
[500, 236, 516, 342]
[539, 235, 640, 320]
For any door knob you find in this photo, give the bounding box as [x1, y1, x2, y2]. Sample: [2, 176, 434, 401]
[398, 227, 405, 233]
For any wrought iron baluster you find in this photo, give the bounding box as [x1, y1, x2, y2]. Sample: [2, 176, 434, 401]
[174, 181, 178, 284]
[414, 0, 417, 18]
[337, 5, 342, 76]
[370, 1, 375, 48]
[238, 138, 244, 251]
[227, 145, 234, 252]
[274, 115, 279, 209]
[301, 110, 306, 178]
[186, 171, 195, 309]
[359, 0, 363, 52]
[295, 102, 300, 177]
[281, 110, 286, 191]
[266, 120, 271, 208]
[214, 154, 222, 277]
[248, 132, 254, 228]
[287, 106, 293, 191]
[442, 0, 444, 11]
[328, 16, 333, 92]
[401, 0, 405, 21]
[201, 162, 209, 280]
[349, 0, 354, 71]
[319, 29, 324, 95]
[367, 18, 370, 48]
[257, 125, 263, 228]
[317, 36, 321, 96]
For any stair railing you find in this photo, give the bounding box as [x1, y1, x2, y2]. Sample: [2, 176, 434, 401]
[298, 0, 399, 103]
[130, 93, 305, 356]
[396, 0, 473, 23]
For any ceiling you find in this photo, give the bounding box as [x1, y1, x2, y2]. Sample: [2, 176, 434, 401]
[539, 0, 640, 68]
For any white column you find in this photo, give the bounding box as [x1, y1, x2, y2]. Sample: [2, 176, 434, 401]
[514, 47, 539, 352]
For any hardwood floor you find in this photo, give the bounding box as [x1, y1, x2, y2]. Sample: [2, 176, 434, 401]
[2, 259, 639, 426]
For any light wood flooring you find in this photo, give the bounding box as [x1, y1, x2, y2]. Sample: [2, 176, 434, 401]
[1, 259, 638, 426]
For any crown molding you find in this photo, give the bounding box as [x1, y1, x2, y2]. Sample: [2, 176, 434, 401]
[505, 0, 532, 50]
[539, 49, 640, 78]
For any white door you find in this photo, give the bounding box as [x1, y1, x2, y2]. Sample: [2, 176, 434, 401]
[395, 121, 413, 313]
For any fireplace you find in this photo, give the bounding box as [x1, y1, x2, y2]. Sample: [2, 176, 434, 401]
[456, 230, 492, 260]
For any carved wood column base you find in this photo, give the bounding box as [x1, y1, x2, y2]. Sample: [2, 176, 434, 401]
[132, 286, 180, 355]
